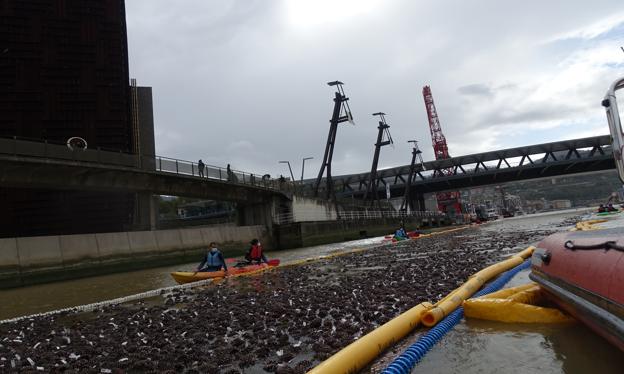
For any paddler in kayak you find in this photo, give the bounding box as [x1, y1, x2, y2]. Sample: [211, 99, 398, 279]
[245, 239, 268, 264]
[197, 242, 228, 272]
[393, 226, 408, 240]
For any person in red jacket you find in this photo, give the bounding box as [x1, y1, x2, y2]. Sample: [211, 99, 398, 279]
[245, 239, 268, 264]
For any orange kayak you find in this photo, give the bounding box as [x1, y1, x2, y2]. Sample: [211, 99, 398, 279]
[170, 259, 280, 284]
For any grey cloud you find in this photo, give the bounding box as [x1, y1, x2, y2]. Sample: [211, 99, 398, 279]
[125, 0, 624, 178]
[458, 84, 493, 96]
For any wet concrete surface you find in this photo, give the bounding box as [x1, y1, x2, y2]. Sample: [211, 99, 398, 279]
[2, 210, 622, 373]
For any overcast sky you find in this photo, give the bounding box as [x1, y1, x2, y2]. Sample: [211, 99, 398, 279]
[125, 0, 624, 180]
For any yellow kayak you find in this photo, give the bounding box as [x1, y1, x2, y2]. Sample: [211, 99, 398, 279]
[170, 259, 280, 284]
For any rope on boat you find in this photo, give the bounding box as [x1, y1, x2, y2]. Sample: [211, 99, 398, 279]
[564, 240, 624, 252]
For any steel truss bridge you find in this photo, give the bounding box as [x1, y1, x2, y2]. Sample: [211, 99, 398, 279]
[310, 135, 614, 198]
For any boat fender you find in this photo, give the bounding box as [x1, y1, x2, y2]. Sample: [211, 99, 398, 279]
[531, 247, 551, 266]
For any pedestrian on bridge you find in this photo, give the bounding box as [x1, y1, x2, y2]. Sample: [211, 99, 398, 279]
[227, 163, 238, 182]
[198, 159, 205, 177]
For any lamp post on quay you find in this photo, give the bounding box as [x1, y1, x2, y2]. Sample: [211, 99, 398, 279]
[301, 157, 313, 182]
[278, 160, 296, 183]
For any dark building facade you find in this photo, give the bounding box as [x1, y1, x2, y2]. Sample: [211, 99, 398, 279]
[0, 0, 144, 237]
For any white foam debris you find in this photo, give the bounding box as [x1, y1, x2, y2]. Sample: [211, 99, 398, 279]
[118, 358, 128, 362]
[27, 357, 35, 366]
[276, 349, 283, 357]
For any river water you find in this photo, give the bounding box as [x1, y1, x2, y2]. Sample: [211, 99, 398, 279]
[0, 235, 386, 320]
[2, 209, 623, 373]
[371, 209, 624, 373]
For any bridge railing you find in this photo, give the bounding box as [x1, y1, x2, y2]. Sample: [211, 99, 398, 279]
[0, 136, 283, 191]
[153, 155, 281, 189]
[273, 209, 444, 225]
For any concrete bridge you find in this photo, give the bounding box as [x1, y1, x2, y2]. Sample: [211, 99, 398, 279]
[0, 137, 286, 227]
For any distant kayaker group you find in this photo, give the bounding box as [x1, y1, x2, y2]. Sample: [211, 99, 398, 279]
[597, 203, 619, 213]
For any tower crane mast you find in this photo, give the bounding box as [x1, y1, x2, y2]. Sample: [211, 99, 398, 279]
[423, 85, 450, 162]
[422, 85, 462, 216]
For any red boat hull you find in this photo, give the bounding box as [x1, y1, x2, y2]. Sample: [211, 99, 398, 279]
[530, 228, 624, 351]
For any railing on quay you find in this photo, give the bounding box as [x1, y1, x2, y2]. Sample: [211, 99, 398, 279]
[0, 136, 283, 191]
[273, 209, 445, 225]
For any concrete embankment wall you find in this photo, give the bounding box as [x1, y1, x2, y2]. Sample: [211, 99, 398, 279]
[0, 225, 270, 288]
[275, 215, 446, 249]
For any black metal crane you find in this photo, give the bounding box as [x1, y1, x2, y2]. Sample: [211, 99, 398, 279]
[400, 140, 426, 212]
[313, 81, 354, 200]
[364, 112, 393, 207]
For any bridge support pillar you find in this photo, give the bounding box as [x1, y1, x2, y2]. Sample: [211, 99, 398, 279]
[406, 190, 426, 212]
[236, 200, 275, 228]
[134, 192, 158, 231]
[415, 192, 426, 211]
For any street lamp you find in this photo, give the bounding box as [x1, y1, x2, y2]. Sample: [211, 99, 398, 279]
[278, 161, 295, 183]
[301, 157, 313, 182]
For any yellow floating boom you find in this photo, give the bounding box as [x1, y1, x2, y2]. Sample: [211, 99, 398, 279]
[421, 246, 535, 327]
[463, 283, 574, 324]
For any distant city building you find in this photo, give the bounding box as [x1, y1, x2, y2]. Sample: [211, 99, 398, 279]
[0, 1, 154, 237]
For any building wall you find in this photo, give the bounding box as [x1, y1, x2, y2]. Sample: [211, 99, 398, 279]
[291, 196, 338, 222]
[0, 1, 143, 238]
[0, 0, 131, 148]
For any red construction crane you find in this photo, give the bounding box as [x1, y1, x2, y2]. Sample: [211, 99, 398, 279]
[422, 85, 462, 216]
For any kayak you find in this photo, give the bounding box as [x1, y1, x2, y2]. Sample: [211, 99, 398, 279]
[596, 211, 621, 216]
[171, 259, 280, 284]
[383, 231, 421, 243]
